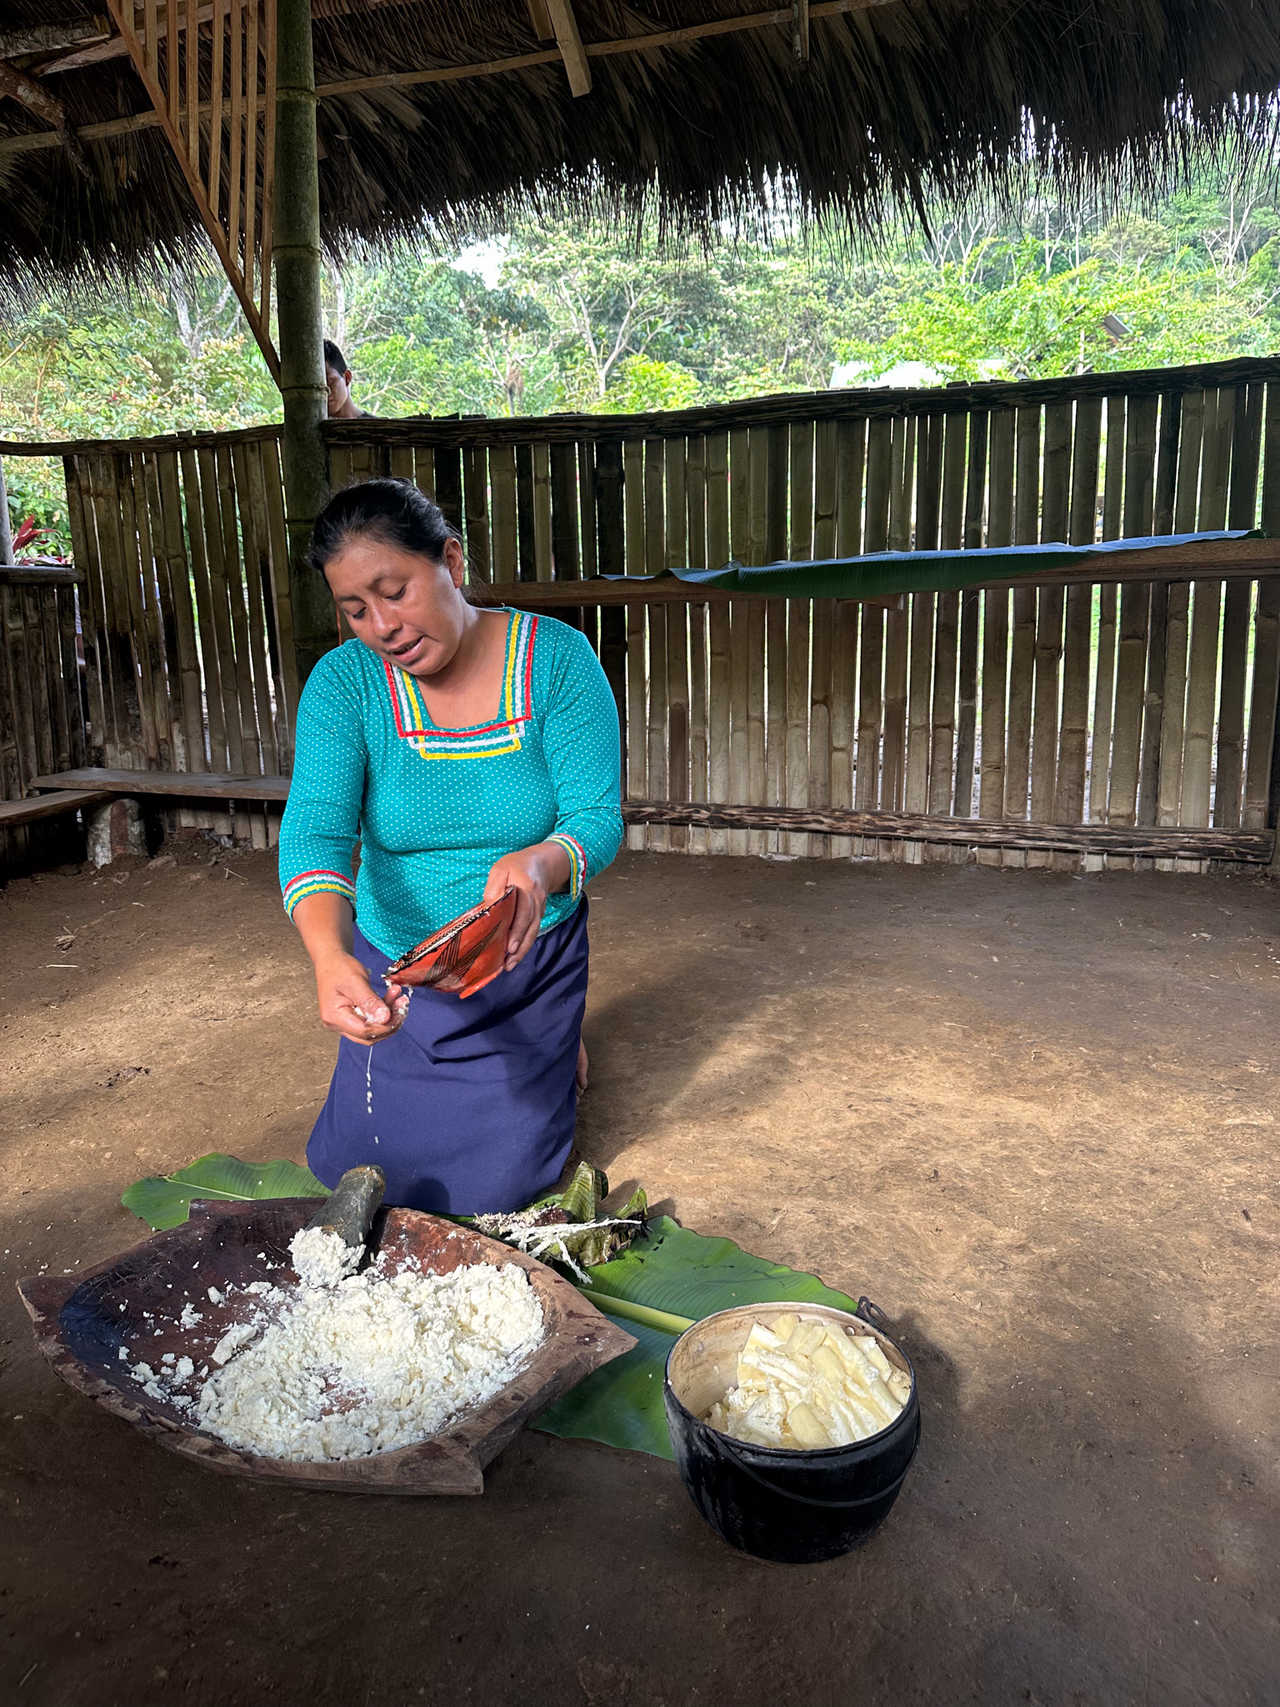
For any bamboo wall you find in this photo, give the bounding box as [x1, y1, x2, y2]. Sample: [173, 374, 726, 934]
[0, 567, 87, 871]
[62, 427, 296, 847]
[330, 357, 1280, 871]
[2, 355, 1279, 875]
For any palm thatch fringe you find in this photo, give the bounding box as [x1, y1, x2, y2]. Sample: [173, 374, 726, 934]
[0, 1, 1278, 306]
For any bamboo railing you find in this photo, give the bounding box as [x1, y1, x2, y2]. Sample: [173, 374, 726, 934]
[2, 355, 1279, 875]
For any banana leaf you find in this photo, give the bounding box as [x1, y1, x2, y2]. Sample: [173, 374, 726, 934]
[122, 1153, 329, 1231]
[535, 1216, 861, 1459]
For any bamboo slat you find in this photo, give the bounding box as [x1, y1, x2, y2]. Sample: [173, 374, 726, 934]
[592, 439, 626, 751]
[880, 418, 912, 828]
[880, 416, 913, 859]
[138, 452, 181, 772]
[57, 582, 87, 769]
[640, 438, 668, 852]
[828, 418, 864, 859]
[1178, 390, 1233, 865]
[743, 427, 770, 856]
[19, 583, 54, 781]
[514, 444, 535, 581]
[0, 584, 35, 868]
[855, 419, 892, 851]
[706, 430, 731, 856]
[578, 442, 599, 580]
[1101, 396, 1155, 865]
[258, 436, 299, 761]
[181, 447, 230, 786]
[623, 439, 646, 850]
[532, 442, 553, 582]
[229, 441, 277, 845]
[231, 441, 280, 779]
[412, 444, 435, 501]
[87, 452, 145, 766]
[1052, 396, 1101, 855]
[1002, 406, 1041, 855]
[463, 445, 491, 582]
[1181, 579, 1222, 828]
[953, 412, 986, 827]
[129, 451, 172, 769]
[1213, 385, 1263, 826]
[785, 421, 813, 855]
[64, 456, 109, 759]
[809, 420, 837, 857]
[1027, 402, 1070, 865]
[154, 450, 206, 778]
[1243, 383, 1280, 831]
[0, 593, 28, 868]
[941, 412, 976, 856]
[210, 442, 256, 841]
[664, 437, 689, 852]
[685, 433, 708, 852]
[488, 444, 518, 580]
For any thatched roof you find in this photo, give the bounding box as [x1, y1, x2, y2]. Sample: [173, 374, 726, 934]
[1, 0, 1279, 304]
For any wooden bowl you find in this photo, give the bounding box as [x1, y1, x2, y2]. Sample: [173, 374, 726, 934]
[17, 1199, 635, 1495]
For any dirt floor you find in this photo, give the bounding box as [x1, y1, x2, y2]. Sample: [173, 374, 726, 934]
[1, 841, 1277, 1707]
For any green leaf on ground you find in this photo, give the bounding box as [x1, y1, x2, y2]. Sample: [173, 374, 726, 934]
[535, 1216, 860, 1459]
[122, 1154, 329, 1231]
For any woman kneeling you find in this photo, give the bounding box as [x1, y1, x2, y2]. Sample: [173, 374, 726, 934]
[278, 477, 622, 1214]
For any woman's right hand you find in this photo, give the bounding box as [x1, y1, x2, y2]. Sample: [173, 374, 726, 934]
[313, 952, 408, 1044]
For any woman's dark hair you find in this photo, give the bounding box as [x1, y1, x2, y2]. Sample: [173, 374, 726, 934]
[308, 477, 463, 576]
[323, 337, 348, 373]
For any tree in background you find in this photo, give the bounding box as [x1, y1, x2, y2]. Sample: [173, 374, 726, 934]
[3, 174, 1277, 537]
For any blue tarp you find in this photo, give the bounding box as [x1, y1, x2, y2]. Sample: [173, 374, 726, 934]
[601, 530, 1261, 600]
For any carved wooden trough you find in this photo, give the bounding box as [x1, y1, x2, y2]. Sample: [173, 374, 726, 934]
[18, 1199, 635, 1495]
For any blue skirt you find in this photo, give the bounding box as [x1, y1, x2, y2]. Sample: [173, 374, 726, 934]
[307, 902, 588, 1215]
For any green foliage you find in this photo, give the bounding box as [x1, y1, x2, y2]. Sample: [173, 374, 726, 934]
[3, 174, 1277, 553]
[122, 1153, 329, 1231]
[4, 459, 72, 558]
[535, 1215, 863, 1458]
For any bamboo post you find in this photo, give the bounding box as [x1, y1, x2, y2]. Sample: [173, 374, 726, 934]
[274, 0, 330, 687]
[0, 457, 12, 564]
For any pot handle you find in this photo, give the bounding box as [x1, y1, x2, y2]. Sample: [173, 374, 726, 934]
[854, 1296, 894, 1334]
[717, 1411, 921, 1511]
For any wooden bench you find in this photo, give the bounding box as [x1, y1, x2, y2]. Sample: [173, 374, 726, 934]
[27, 768, 1278, 865]
[0, 788, 115, 829]
[30, 768, 290, 802]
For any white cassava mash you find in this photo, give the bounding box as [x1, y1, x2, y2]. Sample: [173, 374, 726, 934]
[125, 1227, 544, 1461]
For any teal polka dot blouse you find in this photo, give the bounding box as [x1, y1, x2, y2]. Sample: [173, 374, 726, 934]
[278, 610, 623, 958]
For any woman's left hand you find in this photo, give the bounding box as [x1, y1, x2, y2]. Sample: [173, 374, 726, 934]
[483, 848, 551, 972]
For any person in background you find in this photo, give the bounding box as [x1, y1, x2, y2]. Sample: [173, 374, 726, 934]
[278, 478, 621, 1214]
[324, 338, 367, 420]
